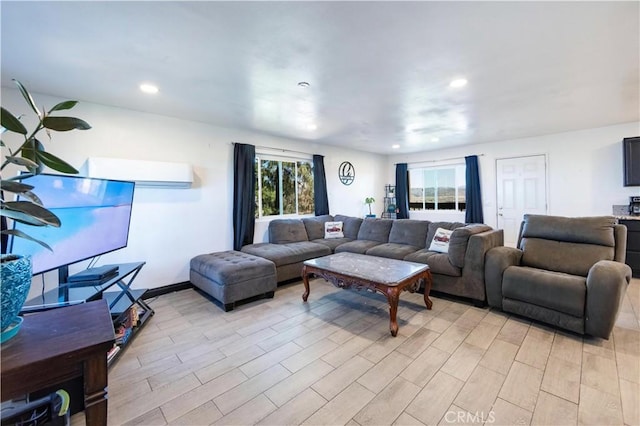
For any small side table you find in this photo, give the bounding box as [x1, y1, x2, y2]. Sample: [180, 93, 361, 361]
[1, 300, 115, 425]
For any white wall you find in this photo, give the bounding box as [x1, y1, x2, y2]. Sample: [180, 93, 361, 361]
[387, 122, 640, 228]
[1, 88, 385, 298]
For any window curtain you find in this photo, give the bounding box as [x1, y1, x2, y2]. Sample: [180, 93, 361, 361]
[233, 143, 256, 251]
[313, 154, 330, 216]
[395, 163, 410, 219]
[465, 155, 484, 223]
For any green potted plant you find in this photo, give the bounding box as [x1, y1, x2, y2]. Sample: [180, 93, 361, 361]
[0, 79, 90, 341]
[364, 197, 376, 218]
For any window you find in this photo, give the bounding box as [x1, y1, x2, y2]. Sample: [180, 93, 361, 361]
[409, 164, 466, 211]
[255, 155, 314, 218]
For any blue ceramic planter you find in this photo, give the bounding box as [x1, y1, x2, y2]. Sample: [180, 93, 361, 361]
[1, 254, 32, 332]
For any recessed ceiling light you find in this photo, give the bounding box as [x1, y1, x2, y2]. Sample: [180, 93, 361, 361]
[449, 78, 467, 88]
[392, 144, 400, 149]
[306, 123, 317, 131]
[431, 137, 440, 142]
[140, 83, 159, 94]
[297, 82, 310, 88]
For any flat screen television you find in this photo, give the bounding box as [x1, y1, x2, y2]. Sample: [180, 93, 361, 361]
[9, 174, 135, 276]
[624, 137, 640, 186]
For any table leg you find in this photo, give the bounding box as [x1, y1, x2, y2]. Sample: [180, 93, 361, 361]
[84, 354, 108, 426]
[423, 271, 433, 310]
[385, 287, 401, 337]
[302, 265, 310, 302]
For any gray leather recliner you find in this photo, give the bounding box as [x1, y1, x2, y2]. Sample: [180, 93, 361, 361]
[485, 214, 631, 339]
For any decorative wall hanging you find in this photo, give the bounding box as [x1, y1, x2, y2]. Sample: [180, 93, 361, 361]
[338, 161, 355, 185]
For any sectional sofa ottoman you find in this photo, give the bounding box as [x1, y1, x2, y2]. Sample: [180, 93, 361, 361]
[190, 250, 277, 311]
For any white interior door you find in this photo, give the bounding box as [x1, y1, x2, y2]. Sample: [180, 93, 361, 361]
[496, 155, 548, 247]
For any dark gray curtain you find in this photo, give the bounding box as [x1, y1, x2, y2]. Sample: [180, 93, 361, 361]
[1, 212, 7, 254]
[313, 155, 329, 215]
[465, 155, 484, 223]
[395, 163, 410, 219]
[233, 143, 256, 250]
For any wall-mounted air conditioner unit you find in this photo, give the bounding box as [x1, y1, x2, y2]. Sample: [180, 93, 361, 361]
[84, 157, 193, 188]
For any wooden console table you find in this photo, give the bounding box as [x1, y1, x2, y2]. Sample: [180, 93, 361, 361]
[1, 300, 115, 425]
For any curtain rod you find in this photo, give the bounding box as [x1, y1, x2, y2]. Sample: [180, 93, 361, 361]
[396, 153, 485, 165]
[231, 142, 313, 158]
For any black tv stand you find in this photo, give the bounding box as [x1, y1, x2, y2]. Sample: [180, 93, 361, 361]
[23, 262, 154, 366]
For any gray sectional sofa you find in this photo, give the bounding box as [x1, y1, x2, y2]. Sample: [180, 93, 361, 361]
[241, 214, 504, 304]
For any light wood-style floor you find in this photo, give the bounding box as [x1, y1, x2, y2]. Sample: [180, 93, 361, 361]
[73, 277, 639, 426]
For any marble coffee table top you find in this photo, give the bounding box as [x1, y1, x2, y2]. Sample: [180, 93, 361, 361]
[303, 252, 429, 286]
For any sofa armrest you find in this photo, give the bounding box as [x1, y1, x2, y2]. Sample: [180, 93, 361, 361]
[485, 246, 522, 309]
[460, 229, 505, 302]
[585, 260, 632, 339]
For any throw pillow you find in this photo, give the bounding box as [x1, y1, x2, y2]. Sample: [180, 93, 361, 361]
[324, 221, 344, 239]
[428, 227, 453, 253]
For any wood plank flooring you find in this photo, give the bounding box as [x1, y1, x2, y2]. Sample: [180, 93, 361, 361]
[72, 277, 639, 425]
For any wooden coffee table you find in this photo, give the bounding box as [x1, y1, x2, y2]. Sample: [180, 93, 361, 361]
[302, 252, 432, 336]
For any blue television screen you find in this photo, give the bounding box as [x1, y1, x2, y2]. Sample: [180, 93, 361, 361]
[9, 174, 135, 275]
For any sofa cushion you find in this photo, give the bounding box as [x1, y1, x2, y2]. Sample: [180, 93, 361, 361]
[302, 215, 333, 240]
[357, 218, 393, 243]
[403, 250, 462, 277]
[424, 252, 462, 277]
[388, 219, 429, 248]
[520, 239, 615, 277]
[520, 214, 617, 247]
[426, 221, 465, 246]
[448, 224, 492, 268]
[311, 237, 353, 252]
[269, 219, 309, 244]
[366, 243, 422, 260]
[334, 215, 363, 239]
[503, 266, 586, 317]
[241, 241, 330, 266]
[518, 215, 617, 277]
[335, 240, 384, 255]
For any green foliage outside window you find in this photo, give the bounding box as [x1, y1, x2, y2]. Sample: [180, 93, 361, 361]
[255, 156, 314, 217]
[297, 162, 314, 215]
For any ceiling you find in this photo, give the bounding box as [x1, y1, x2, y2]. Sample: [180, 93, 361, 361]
[1, 1, 638, 154]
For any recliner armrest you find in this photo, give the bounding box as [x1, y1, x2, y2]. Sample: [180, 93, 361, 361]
[585, 260, 632, 339]
[455, 229, 505, 302]
[485, 246, 523, 309]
